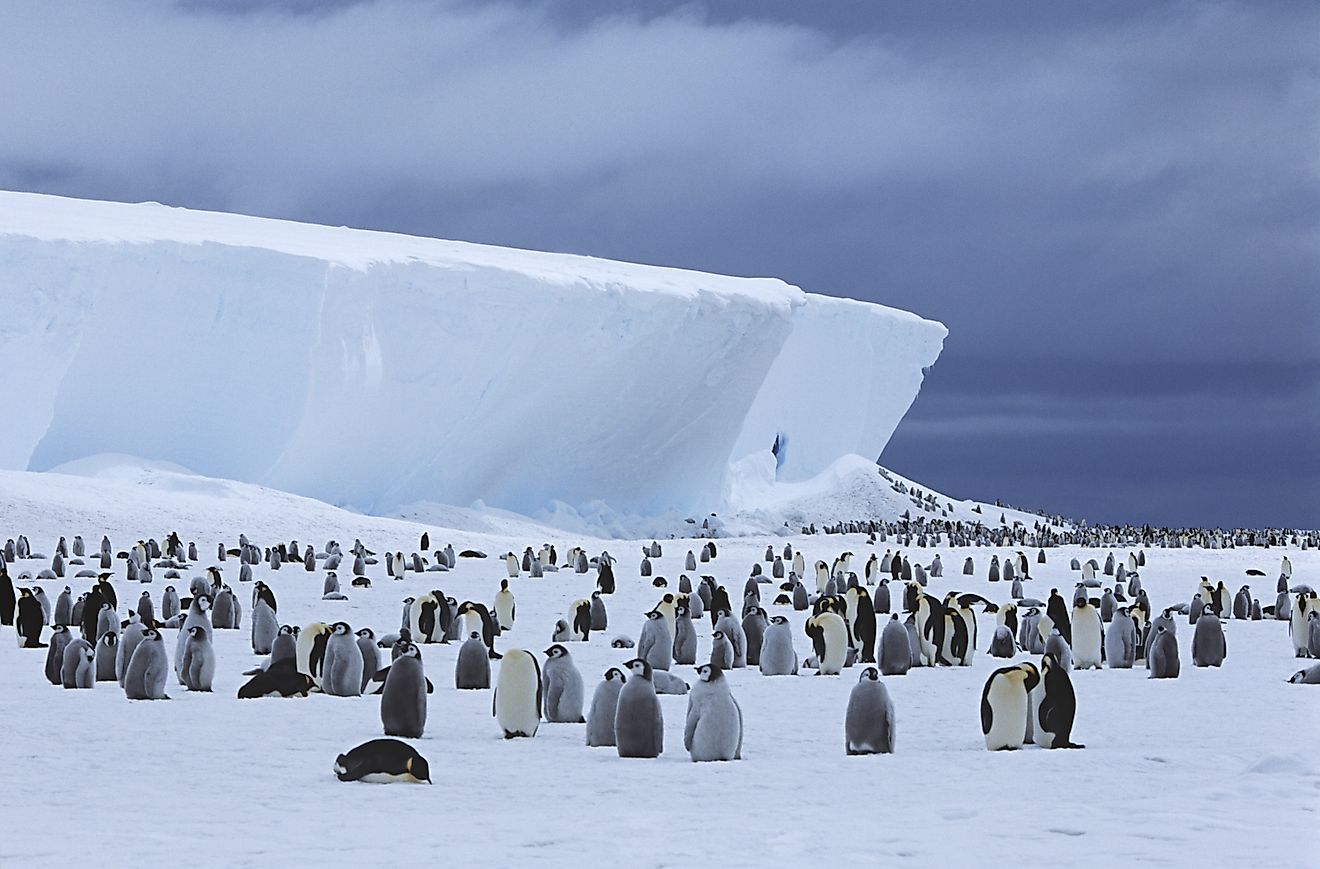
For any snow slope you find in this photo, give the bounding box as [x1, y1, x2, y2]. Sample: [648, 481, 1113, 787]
[0, 471, 1314, 868]
[0, 190, 946, 518]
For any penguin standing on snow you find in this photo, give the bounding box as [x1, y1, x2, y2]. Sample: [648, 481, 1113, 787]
[16, 589, 45, 647]
[981, 663, 1040, 751]
[542, 644, 585, 723]
[615, 658, 663, 758]
[1032, 652, 1083, 748]
[845, 666, 896, 755]
[1191, 612, 1227, 668]
[382, 643, 427, 738]
[585, 668, 627, 747]
[494, 648, 541, 738]
[455, 632, 491, 689]
[684, 664, 742, 762]
[758, 615, 798, 676]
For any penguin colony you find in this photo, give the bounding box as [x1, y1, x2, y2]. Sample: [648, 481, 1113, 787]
[1, 521, 1316, 784]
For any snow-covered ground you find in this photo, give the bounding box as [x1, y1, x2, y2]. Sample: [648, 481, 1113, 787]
[0, 468, 1315, 868]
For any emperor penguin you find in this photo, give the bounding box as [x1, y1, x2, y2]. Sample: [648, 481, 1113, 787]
[1100, 589, 1117, 623]
[251, 596, 278, 656]
[356, 628, 380, 692]
[180, 625, 216, 691]
[637, 611, 673, 672]
[322, 622, 364, 696]
[45, 625, 73, 684]
[504, 552, 521, 578]
[381, 643, 427, 738]
[1288, 663, 1320, 684]
[878, 614, 912, 676]
[1032, 652, 1084, 748]
[409, 592, 443, 644]
[457, 601, 500, 658]
[1044, 629, 1073, 671]
[805, 611, 848, 675]
[981, 663, 1040, 750]
[455, 632, 491, 689]
[53, 587, 72, 627]
[271, 624, 298, 668]
[569, 599, 592, 642]
[988, 626, 1016, 658]
[16, 589, 45, 647]
[116, 619, 148, 686]
[848, 586, 877, 663]
[1147, 626, 1180, 679]
[590, 591, 608, 631]
[494, 648, 542, 738]
[672, 600, 698, 665]
[615, 658, 664, 758]
[61, 637, 95, 688]
[1106, 608, 1137, 668]
[161, 586, 180, 622]
[94, 632, 119, 681]
[551, 619, 572, 643]
[175, 595, 212, 682]
[1071, 600, 1103, 670]
[1045, 589, 1072, 646]
[1291, 592, 1318, 657]
[845, 666, 896, 755]
[874, 579, 891, 615]
[759, 615, 798, 676]
[714, 610, 747, 668]
[542, 644, 586, 723]
[212, 586, 238, 629]
[1191, 611, 1227, 667]
[122, 628, 169, 699]
[296, 622, 332, 687]
[494, 580, 515, 630]
[335, 739, 431, 784]
[684, 664, 743, 762]
[741, 607, 768, 667]
[709, 630, 734, 670]
[585, 668, 627, 747]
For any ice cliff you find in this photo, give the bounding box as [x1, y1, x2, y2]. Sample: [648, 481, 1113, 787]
[0, 191, 946, 516]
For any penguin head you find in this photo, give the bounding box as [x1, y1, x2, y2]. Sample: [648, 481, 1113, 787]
[624, 658, 652, 679]
[332, 622, 351, 635]
[545, 644, 568, 659]
[651, 578, 667, 587]
[397, 643, 421, 660]
[196, 595, 211, 611]
[696, 664, 723, 683]
[356, 628, 374, 639]
[645, 611, 662, 621]
[604, 668, 626, 684]
[278, 625, 294, 636]
[712, 630, 725, 642]
[770, 615, 789, 626]
[187, 625, 206, 639]
[500, 580, 509, 591]
[403, 597, 415, 606]
[858, 666, 880, 683]
[165, 585, 175, 593]
[468, 631, 481, 641]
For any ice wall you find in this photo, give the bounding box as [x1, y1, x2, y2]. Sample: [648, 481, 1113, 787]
[0, 191, 944, 516]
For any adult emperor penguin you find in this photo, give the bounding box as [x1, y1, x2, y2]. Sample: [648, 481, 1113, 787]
[542, 645, 586, 723]
[585, 668, 627, 747]
[458, 601, 500, 658]
[848, 586, 877, 663]
[1147, 625, 1180, 679]
[322, 622, 364, 697]
[684, 664, 743, 762]
[1045, 589, 1072, 646]
[0, 566, 14, 626]
[845, 667, 896, 755]
[1071, 599, 1103, 670]
[410, 592, 444, 644]
[1290, 592, 1318, 657]
[123, 628, 170, 699]
[615, 658, 664, 758]
[180, 625, 216, 691]
[1032, 653, 1084, 749]
[455, 632, 491, 689]
[673, 600, 698, 666]
[637, 610, 673, 672]
[1191, 611, 1227, 667]
[335, 739, 431, 784]
[569, 599, 592, 642]
[494, 580, 516, 630]
[805, 611, 849, 675]
[494, 648, 542, 738]
[982, 662, 1040, 751]
[382, 643, 428, 738]
[759, 615, 798, 676]
[878, 614, 912, 675]
[16, 588, 45, 647]
[296, 622, 332, 687]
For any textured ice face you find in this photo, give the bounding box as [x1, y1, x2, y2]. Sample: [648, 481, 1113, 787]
[0, 191, 944, 517]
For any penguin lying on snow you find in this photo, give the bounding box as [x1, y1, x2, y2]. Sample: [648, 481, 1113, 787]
[335, 739, 431, 784]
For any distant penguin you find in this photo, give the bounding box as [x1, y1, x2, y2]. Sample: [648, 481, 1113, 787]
[542, 644, 586, 723]
[637, 611, 672, 672]
[1071, 601, 1103, 670]
[409, 592, 443, 644]
[673, 601, 698, 665]
[585, 668, 627, 747]
[758, 615, 798, 676]
[709, 630, 734, 670]
[1147, 626, 1180, 679]
[381, 643, 427, 737]
[805, 611, 848, 675]
[335, 739, 431, 784]
[116, 620, 147, 685]
[684, 664, 743, 762]
[982, 663, 1040, 750]
[161, 586, 180, 622]
[494, 649, 542, 738]
[16, 589, 44, 647]
[551, 619, 571, 643]
[322, 622, 364, 697]
[741, 607, 768, 667]
[1191, 612, 1227, 667]
[251, 597, 278, 656]
[878, 614, 911, 675]
[1032, 653, 1084, 749]
[1045, 589, 1072, 646]
[615, 658, 664, 758]
[455, 632, 492, 689]
[61, 637, 94, 688]
[714, 610, 747, 668]
[53, 587, 72, 627]
[569, 599, 592, 642]
[0, 568, 14, 626]
[845, 667, 896, 755]
[180, 625, 216, 691]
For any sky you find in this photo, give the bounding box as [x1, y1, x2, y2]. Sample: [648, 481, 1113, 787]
[1, 0, 1316, 528]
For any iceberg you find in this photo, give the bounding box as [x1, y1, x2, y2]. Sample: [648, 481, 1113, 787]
[0, 190, 945, 516]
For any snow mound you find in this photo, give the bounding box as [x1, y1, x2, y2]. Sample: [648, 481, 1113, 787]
[0, 190, 945, 517]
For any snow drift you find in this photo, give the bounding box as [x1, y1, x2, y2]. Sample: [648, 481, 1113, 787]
[0, 190, 946, 516]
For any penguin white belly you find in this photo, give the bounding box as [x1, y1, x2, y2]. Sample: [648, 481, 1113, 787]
[1072, 612, 1103, 669]
[495, 657, 541, 737]
[984, 681, 1029, 751]
[820, 620, 847, 675]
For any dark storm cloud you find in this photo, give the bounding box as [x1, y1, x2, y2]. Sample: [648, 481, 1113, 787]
[0, 0, 1315, 526]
